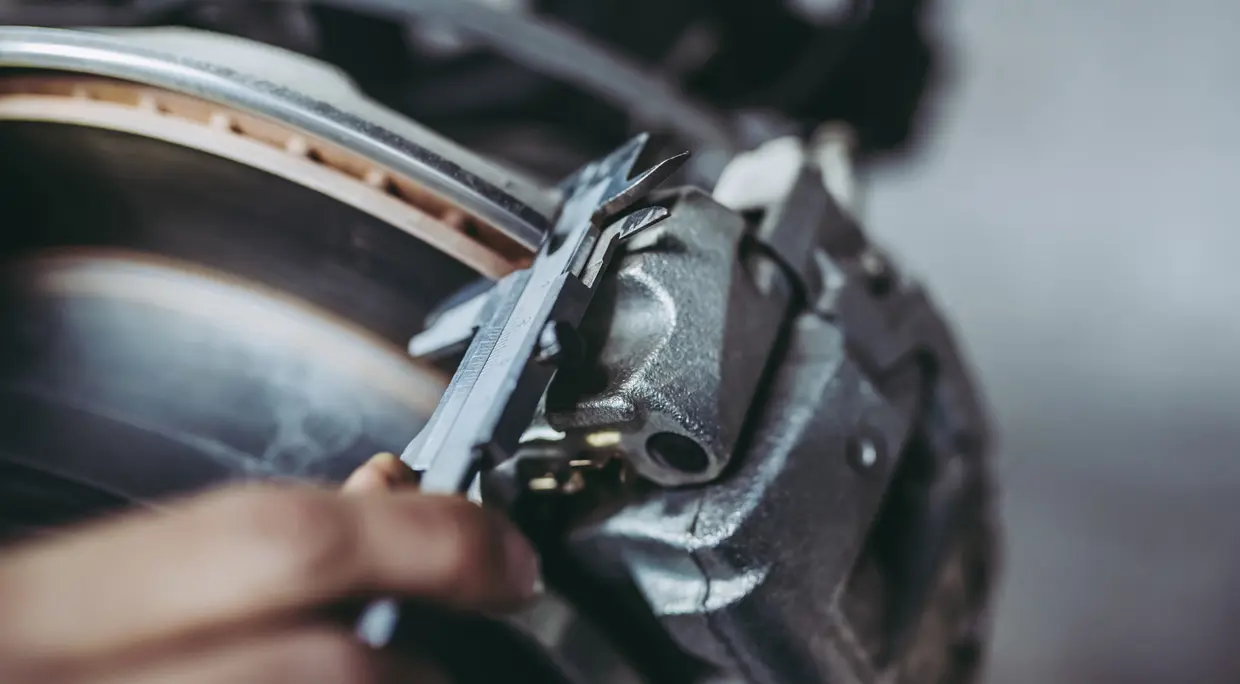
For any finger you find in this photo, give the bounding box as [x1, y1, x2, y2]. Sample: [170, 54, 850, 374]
[78, 627, 448, 684]
[343, 453, 418, 494]
[0, 485, 540, 667]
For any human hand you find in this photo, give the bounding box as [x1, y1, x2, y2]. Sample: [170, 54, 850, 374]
[0, 454, 541, 683]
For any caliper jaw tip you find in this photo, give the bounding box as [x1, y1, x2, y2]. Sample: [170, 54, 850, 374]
[407, 289, 490, 361]
[595, 150, 690, 227]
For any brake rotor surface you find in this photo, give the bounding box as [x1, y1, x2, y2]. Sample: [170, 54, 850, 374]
[0, 121, 475, 540]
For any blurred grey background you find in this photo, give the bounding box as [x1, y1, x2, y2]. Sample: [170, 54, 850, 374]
[867, 1, 1240, 682]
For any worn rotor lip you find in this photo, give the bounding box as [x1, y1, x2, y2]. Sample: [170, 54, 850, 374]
[0, 26, 552, 251]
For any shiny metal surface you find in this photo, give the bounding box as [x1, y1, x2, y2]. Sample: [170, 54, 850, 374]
[0, 74, 525, 278]
[0, 70, 645, 684]
[0, 26, 552, 249]
[0, 252, 441, 499]
[0, 24, 999, 684]
[359, 136, 684, 650]
[536, 157, 993, 682]
[565, 316, 915, 683]
[406, 135, 685, 493]
[0, 122, 467, 529]
[545, 189, 791, 486]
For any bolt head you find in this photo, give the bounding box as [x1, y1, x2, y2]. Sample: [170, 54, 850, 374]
[847, 436, 883, 473]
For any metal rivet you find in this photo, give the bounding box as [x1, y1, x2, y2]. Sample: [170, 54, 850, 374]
[848, 436, 881, 473]
[528, 476, 560, 492]
[585, 430, 622, 448]
[860, 250, 895, 297]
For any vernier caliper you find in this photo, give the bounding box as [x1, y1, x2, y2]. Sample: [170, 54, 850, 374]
[357, 135, 688, 647]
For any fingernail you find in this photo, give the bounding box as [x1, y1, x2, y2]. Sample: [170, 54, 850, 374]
[370, 452, 404, 477]
[371, 452, 400, 466]
[503, 529, 544, 600]
[342, 467, 387, 495]
[368, 452, 419, 487]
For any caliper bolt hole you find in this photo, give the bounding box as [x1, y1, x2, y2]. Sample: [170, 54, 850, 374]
[646, 432, 710, 475]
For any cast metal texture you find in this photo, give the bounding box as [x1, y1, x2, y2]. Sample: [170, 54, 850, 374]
[407, 135, 686, 493]
[543, 138, 993, 683]
[545, 189, 792, 486]
[566, 315, 916, 683]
